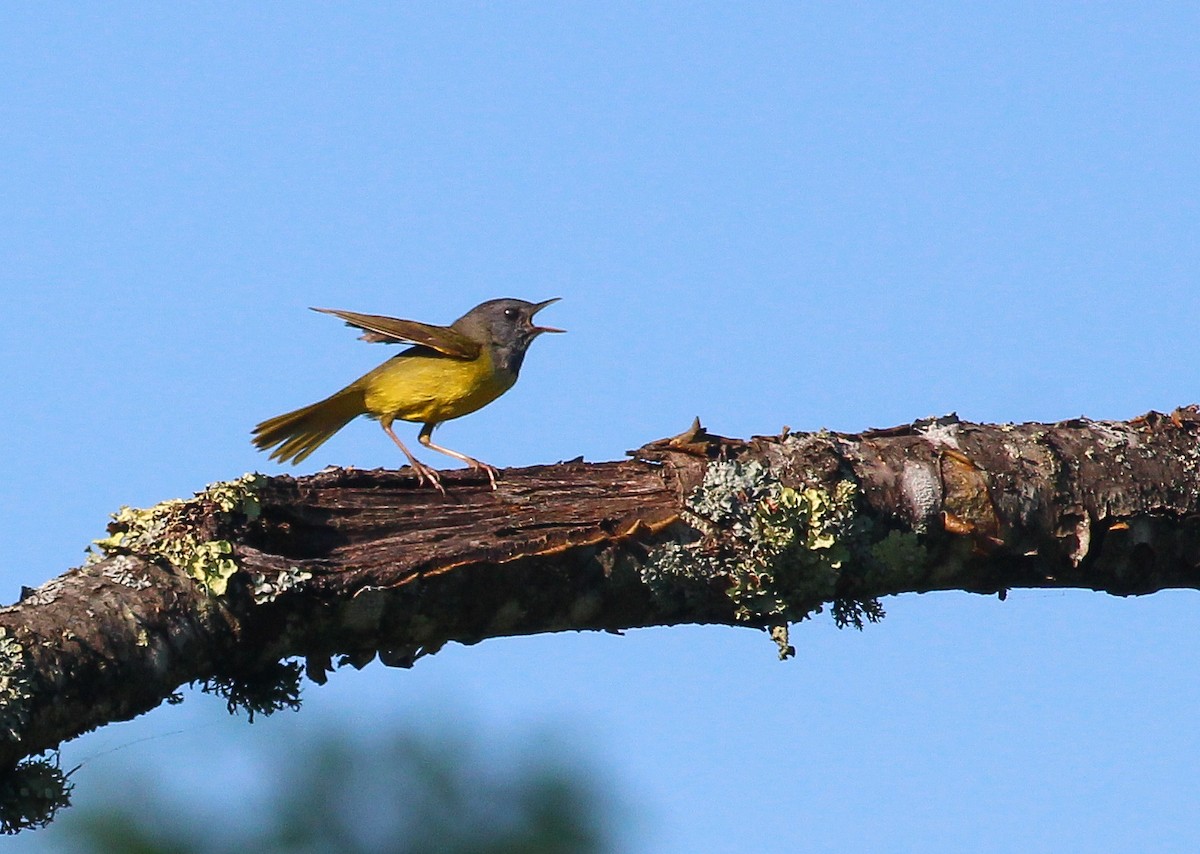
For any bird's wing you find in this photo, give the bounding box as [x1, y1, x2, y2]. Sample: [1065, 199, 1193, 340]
[311, 308, 481, 360]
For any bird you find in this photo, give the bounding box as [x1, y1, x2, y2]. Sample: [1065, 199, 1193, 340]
[251, 297, 563, 493]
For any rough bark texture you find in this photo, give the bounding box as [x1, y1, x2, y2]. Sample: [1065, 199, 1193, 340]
[4, 408, 1200, 815]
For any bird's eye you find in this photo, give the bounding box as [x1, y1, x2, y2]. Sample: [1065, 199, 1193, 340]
[503, 308, 518, 319]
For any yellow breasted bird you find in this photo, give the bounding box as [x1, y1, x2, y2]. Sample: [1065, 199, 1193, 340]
[251, 298, 563, 493]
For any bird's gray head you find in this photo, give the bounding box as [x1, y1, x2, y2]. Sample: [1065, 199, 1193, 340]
[452, 297, 564, 375]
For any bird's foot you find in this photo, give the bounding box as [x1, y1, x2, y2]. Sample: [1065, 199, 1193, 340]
[466, 459, 500, 490]
[409, 460, 446, 495]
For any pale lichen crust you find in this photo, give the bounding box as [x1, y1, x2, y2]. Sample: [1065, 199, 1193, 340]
[88, 473, 269, 597]
[250, 567, 314, 605]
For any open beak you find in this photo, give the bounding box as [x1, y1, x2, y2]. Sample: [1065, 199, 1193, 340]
[530, 297, 565, 334]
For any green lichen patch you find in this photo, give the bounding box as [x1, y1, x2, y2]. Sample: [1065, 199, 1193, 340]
[88, 473, 267, 596]
[0, 755, 72, 834]
[0, 628, 34, 742]
[644, 460, 867, 626]
[205, 477, 264, 520]
[738, 480, 858, 620]
[868, 529, 928, 584]
[199, 659, 303, 723]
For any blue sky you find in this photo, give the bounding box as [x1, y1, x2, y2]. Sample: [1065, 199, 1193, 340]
[4, 4, 1200, 851]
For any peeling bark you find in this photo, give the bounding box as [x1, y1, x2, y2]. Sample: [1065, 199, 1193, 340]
[4, 408, 1200, 815]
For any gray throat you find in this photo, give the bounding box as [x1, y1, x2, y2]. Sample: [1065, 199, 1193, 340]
[491, 340, 529, 378]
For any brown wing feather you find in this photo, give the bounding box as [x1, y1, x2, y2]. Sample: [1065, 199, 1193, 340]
[311, 308, 480, 359]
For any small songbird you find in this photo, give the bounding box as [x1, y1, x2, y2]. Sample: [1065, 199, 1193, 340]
[251, 298, 563, 493]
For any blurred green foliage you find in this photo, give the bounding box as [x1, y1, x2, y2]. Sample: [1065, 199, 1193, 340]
[60, 732, 612, 854]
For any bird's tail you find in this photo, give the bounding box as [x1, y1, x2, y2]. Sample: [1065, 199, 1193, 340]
[252, 384, 366, 465]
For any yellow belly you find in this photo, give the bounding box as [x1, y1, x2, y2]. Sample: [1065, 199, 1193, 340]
[358, 349, 515, 425]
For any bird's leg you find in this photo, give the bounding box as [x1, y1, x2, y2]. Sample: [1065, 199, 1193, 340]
[381, 421, 445, 494]
[418, 423, 500, 489]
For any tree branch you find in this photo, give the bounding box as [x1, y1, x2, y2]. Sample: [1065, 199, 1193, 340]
[4, 408, 1200, 829]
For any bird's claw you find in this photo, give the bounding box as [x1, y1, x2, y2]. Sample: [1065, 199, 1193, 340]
[467, 460, 500, 490]
[410, 461, 446, 495]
